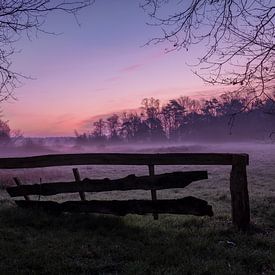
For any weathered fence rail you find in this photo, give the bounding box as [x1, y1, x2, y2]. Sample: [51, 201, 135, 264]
[0, 153, 248, 168]
[7, 171, 208, 197]
[7, 170, 212, 218]
[0, 153, 250, 230]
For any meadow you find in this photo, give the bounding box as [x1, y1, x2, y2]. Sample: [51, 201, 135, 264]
[0, 143, 274, 274]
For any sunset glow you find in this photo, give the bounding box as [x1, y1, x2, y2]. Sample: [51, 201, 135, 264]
[2, 1, 223, 136]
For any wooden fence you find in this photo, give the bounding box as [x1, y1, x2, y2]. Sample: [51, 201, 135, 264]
[0, 153, 250, 230]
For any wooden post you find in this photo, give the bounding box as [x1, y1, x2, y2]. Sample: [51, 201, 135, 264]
[73, 168, 86, 201]
[148, 164, 158, 220]
[230, 156, 250, 231]
[13, 177, 30, 201]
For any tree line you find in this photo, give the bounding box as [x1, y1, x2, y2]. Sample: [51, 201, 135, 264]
[1, 91, 274, 147]
[75, 92, 275, 145]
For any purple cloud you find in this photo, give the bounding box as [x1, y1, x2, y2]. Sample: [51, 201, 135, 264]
[104, 76, 121, 83]
[120, 63, 143, 73]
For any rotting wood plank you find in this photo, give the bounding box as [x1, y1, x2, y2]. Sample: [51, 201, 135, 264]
[15, 196, 214, 217]
[0, 153, 249, 169]
[7, 171, 208, 197]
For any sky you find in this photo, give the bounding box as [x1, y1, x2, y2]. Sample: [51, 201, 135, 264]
[2, 0, 225, 137]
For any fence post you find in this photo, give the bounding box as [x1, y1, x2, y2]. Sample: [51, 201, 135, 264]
[73, 168, 86, 201]
[13, 177, 30, 201]
[230, 156, 250, 230]
[148, 164, 158, 220]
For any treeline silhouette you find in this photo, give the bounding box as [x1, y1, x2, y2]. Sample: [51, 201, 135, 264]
[1, 92, 274, 148]
[0, 118, 24, 147]
[75, 92, 275, 145]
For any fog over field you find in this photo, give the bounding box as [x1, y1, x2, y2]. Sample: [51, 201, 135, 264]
[1, 142, 274, 274]
[0, 0, 274, 272]
[1, 138, 275, 156]
[1, 141, 274, 198]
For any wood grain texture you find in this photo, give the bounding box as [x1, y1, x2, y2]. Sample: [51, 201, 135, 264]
[0, 153, 249, 169]
[7, 171, 208, 197]
[230, 156, 250, 230]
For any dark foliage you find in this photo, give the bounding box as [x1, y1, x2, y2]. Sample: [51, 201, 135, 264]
[76, 91, 275, 145]
[0, 119, 10, 145]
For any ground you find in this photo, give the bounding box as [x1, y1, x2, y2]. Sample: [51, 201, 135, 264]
[0, 143, 274, 274]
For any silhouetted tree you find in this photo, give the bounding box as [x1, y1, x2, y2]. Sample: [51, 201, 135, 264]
[262, 93, 275, 116]
[92, 119, 107, 143]
[142, 0, 274, 99]
[142, 97, 166, 141]
[106, 114, 121, 142]
[0, 119, 11, 145]
[121, 112, 149, 142]
[161, 99, 185, 140]
[202, 98, 219, 119]
[141, 97, 161, 119]
[77, 93, 275, 144]
[176, 96, 202, 114]
[216, 93, 247, 117]
[0, 0, 93, 101]
[145, 116, 166, 141]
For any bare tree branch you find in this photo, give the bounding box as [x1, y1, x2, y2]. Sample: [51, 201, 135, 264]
[0, 0, 93, 101]
[142, 0, 275, 100]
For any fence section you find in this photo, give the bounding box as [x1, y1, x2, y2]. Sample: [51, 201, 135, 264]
[1, 153, 249, 230]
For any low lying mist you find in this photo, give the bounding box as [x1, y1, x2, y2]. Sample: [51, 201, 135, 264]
[1, 137, 275, 158]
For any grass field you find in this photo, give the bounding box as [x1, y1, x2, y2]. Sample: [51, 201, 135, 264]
[0, 143, 274, 274]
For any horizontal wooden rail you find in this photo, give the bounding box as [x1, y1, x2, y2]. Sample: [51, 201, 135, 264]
[2, 152, 250, 230]
[0, 153, 249, 169]
[15, 196, 214, 217]
[7, 171, 208, 197]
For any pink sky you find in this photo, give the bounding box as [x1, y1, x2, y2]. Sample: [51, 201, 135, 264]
[2, 1, 227, 137]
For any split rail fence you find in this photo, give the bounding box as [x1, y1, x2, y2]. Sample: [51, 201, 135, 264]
[0, 153, 250, 230]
